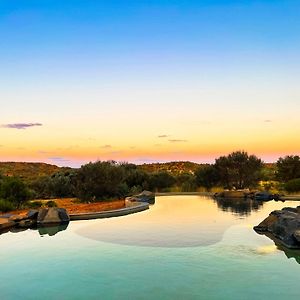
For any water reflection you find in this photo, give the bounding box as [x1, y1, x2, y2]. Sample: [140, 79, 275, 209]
[76, 196, 242, 248]
[38, 223, 69, 237]
[0, 222, 69, 237]
[215, 197, 264, 216]
[257, 232, 300, 264]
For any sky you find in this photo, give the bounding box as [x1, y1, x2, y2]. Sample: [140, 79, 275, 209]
[0, 0, 299, 167]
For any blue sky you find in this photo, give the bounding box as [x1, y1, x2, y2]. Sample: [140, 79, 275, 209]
[0, 0, 299, 166]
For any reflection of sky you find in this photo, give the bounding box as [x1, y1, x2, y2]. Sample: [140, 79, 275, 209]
[75, 196, 300, 248]
[0, 1, 299, 166]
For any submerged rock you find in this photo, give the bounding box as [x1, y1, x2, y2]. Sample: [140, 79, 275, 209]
[37, 208, 70, 225]
[254, 206, 300, 249]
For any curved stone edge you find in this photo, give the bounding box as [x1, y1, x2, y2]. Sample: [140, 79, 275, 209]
[69, 201, 149, 221]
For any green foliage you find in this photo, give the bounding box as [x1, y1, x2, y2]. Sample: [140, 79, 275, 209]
[215, 151, 263, 189]
[75, 161, 125, 201]
[176, 173, 197, 192]
[123, 168, 150, 191]
[0, 162, 61, 183]
[148, 172, 176, 191]
[284, 178, 300, 193]
[195, 166, 220, 191]
[45, 200, 57, 207]
[0, 176, 30, 208]
[117, 183, 129, 198]
[138, 161, 202, 175]
[27, 201, 43, 209]
[0, 199, 16, 212]
[276, 156, 300, 182]
[30, 171, 76, 199]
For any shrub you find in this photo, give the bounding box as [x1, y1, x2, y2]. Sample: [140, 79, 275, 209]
[0, 177, 30, 208]
[45, 200, 57, 207]
[27, 201, 43, 209]
[0, 199, 16, 212]
[284, 178, 300, 193]
[75, 161, 125, 201]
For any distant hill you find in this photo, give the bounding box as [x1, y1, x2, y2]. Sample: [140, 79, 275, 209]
[0, 161, 278, 182]
[0, 162, 62, 182]
[138, 161, 207, 175]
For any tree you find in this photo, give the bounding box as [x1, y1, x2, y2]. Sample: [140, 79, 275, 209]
[215, 151, 263, 189]
[148, 172, 176, 192]
[75, 161, 125, 201]
[195, 166, 219, 191]
[284, 178, 300, 193]
[276, 155, 300, 182]
[0, 176, 31, 208]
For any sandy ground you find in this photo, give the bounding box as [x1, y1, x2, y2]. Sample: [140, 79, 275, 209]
[0, 198, 125, 216]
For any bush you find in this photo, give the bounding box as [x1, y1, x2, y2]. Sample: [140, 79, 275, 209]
[284, 178, 300, 193]
[0, 177, 30, 208]
[75, 161, 125, 201]
[45, 200, 57, 207]
[0, 199, 16, 212]
[27, 201, 43, 209]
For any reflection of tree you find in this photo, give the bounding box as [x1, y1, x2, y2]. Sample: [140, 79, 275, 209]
[38, 223, 69, 236]
[215, 198, 264, 216]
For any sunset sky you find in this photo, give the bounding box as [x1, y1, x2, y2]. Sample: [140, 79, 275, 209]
[1, 0, 299, 167]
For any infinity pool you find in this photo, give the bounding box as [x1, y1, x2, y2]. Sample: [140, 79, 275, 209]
[1, 196, 300, 299]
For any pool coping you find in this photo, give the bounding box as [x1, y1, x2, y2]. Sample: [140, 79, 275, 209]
[69, 201, 149, 221]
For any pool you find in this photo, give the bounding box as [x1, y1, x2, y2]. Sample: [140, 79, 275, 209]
[1, 195, 300, 300]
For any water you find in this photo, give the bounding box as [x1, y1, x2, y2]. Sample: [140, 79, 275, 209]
[1, 195, 300, 300]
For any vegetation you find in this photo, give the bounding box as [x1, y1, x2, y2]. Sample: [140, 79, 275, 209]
[75, 161, 126, 201]
[0, 176, 31, 208]
[0, 151, 299, 212]
[276, 155, 300, 182]
[195, 165, 220, 191]
[214, 151, 263, 189]
[284, 178, 300, 193]
[0, 162, 61, 183]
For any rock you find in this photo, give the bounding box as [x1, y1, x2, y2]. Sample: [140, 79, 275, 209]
[18, 219, 35, 228]
[254, 191, 273, 201]
[0, 218, 15, 231]
[37, 208, 70, 225]
[126, 190, 155, 204]
[254, 207, 300, 249]
[9, 214, 28, 222]
[293, 230, 300, 243]
[27, 210, 39, 219]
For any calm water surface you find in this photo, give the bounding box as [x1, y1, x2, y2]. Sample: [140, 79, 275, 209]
[1, 195, 300, 300]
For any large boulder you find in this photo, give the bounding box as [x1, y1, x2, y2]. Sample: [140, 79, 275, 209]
[254, 206, 300, 249]
[126, 190, 155, 204]
[37, 208, 70, 225]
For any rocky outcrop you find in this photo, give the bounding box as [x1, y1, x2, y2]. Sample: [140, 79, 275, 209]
[126, 190, 155, 204]
[254, 206, 300, 249]
[0, 218, 15, 231]
[37, 208, 70, 225]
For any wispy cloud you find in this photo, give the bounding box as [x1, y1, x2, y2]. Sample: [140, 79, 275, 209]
[168, 139, 188, 143]
[264, 120, 272, 123]
[1, 123, 43, 130]
[107, 151, 123, 155]
[101, 144, 112, 149]
[158, 135, 169, 138]
[37, 150, 51, 155]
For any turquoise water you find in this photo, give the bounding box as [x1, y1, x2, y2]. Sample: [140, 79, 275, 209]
[1, 195, 300, 300]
